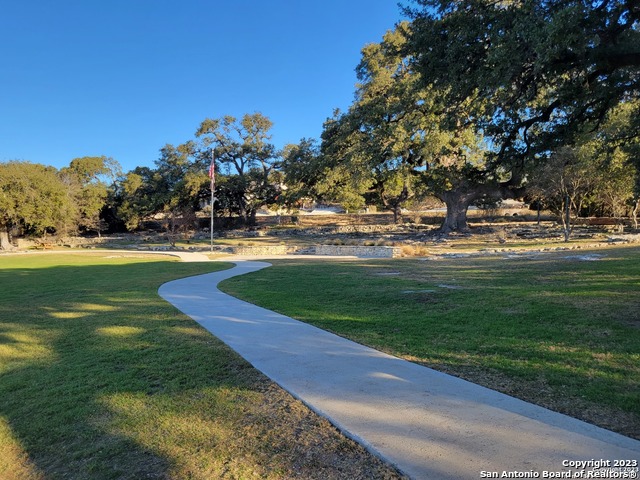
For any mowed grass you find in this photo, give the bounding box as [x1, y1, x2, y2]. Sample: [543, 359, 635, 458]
[220, 245, 640, 439]
[0, 253, 402, 480]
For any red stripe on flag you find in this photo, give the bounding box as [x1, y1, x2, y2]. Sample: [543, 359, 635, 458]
[208, 157, 215, 192]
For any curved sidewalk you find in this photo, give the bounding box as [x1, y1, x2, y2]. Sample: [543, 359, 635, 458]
[159, 261, 639, 480]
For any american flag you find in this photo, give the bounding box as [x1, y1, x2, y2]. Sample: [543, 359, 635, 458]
[208, 154, 215, 190]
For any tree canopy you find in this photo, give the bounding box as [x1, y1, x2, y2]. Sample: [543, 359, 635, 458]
[59, 156, 119, 236]
[0, 162, 68, 237]
[406, 0, 640, 163]
[0, 156, 122, 239]
[196, 113, 282, 224]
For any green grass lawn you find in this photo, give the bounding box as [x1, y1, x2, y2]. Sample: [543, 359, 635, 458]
[220, 245, 640, 439]
[0, 253, 401, 480]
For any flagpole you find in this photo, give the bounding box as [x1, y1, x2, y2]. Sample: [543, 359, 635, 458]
[209, 150, 215, 253]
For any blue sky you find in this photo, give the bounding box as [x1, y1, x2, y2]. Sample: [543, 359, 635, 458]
[1, 1, 405, 173]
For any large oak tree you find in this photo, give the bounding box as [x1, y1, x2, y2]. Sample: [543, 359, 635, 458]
[320, 22, 520, 231]
[195, 113, 281, 225]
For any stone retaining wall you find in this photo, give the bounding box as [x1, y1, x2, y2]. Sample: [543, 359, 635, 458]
[270, 224, 418, 236]
[230, 245, 289, 256]
[315, 245, 401, 258]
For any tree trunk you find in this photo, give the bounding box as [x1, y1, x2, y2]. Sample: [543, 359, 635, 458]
[380, 185, 409, 225]
[633, 198, 639, 230]
[437, 175, 524, 234]
[562, 193, 571, 242]
[440, 191, 473, 233]
[392, 205, 402, 224]
[245, 208, 258, 226]
[0, 228, 14, 251]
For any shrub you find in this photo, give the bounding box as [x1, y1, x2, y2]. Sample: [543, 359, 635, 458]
[400, 244, 430, 257]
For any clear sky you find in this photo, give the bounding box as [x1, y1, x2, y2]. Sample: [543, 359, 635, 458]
[0, 1, 405, 173]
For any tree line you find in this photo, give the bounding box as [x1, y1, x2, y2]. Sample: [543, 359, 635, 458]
[1, 0, 638, 247]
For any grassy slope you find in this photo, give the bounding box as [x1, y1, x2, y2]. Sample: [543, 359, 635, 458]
[0, 253, 402, 480]
[220, 246, 640, 439]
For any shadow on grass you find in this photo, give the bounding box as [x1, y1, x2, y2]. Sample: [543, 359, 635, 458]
[0, 258, 275, 479]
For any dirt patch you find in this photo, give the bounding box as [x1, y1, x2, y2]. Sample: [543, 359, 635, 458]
[412, 294, 441, 305]
[237, 381, 407, 479]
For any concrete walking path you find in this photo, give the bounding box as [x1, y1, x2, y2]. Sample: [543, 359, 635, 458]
[158, 260, 639, 480]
